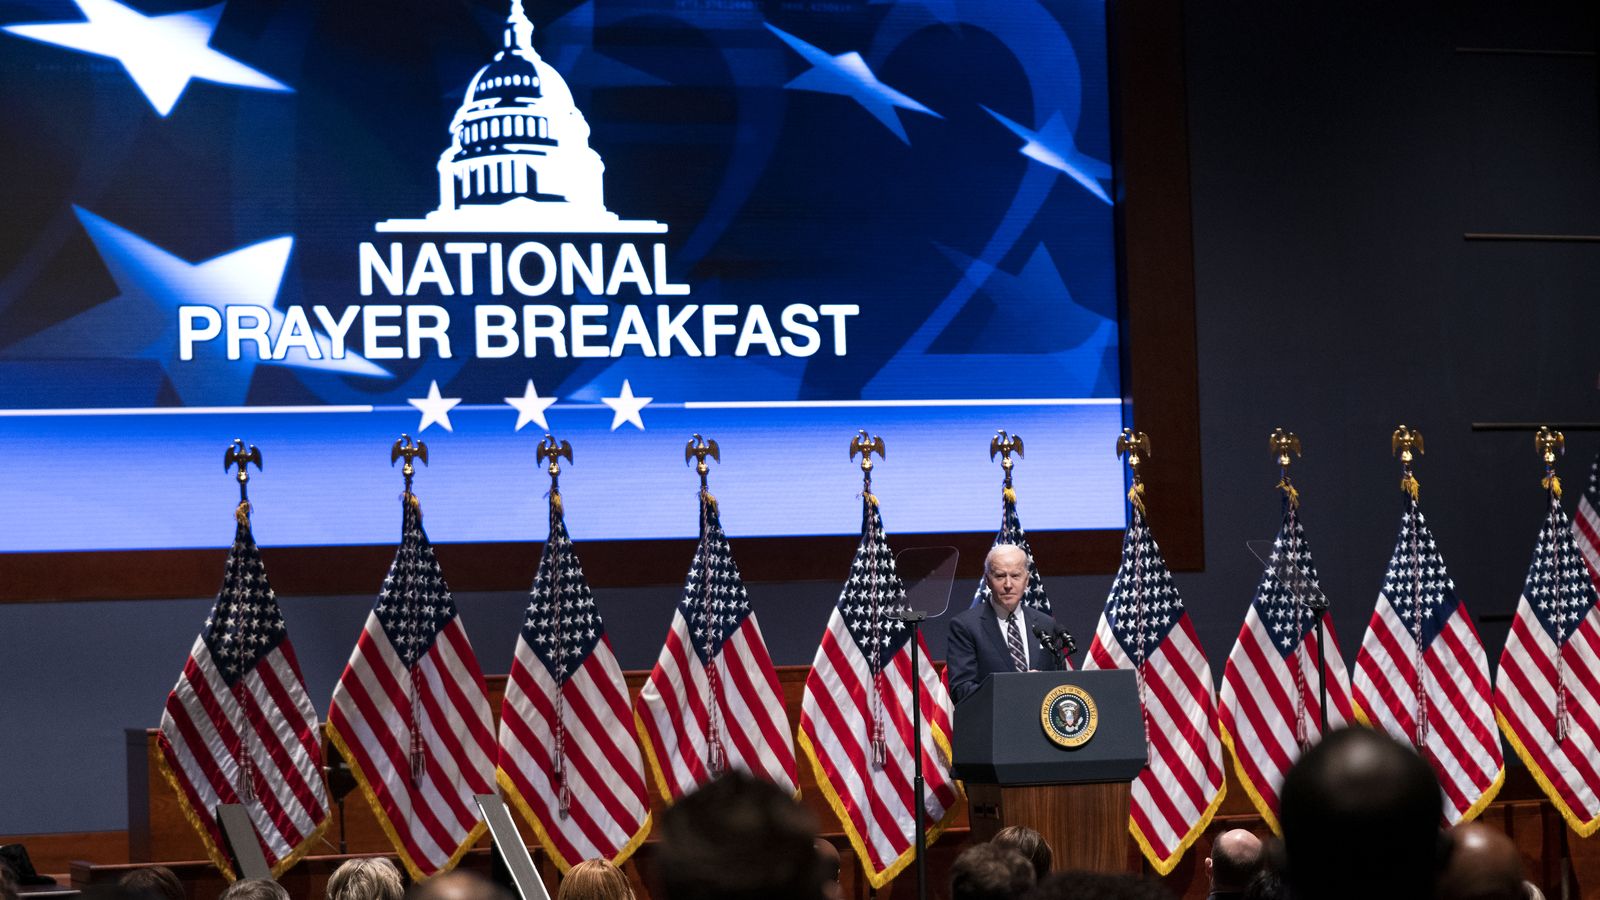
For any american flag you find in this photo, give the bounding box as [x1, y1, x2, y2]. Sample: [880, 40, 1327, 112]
[970, 487, 1057, 622]
[497, 492, 651, 871]
[327, 495, 496, 878]
[798, 495, 961, 889]
[1494, 456, 1600, 836]
[1352, 494, 1503, 824]
[158, 508, 330, 878]
[1218, 500, 1354, 832]
[1082, 507, 1225, 876]
[635, 491, 798, 800]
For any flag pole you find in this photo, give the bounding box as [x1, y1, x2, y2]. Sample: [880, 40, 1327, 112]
[1535, 426, 1570, 743]
[685, 434, 727, 775]
[536, 434, 574, 815]
[1117, 429, 1153, 752]
[1391, 425, 1427, 748]
[1271, 428, 1329, 741]
[223, 440, 263, 803]
[389, 435, 432, 784]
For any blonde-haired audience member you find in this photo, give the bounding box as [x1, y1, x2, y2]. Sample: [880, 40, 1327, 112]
[327, 857, 405, 900]
[556, 859, 634, 900]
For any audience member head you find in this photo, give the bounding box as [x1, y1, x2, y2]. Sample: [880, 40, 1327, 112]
[1437, 822, 1525, 900]
[991, 826, 1052, 882]
[217, 880, 290, 900]
[327, 858, 405, 900]
[406, 871, 510, 900]
[1241, 868, 1288, 900]
[117, 866, 185, 900]
[1205, 829, 1263, 895]
[949, 843, 1033, 900]
[1278, 726, 1445, 900]
[555, 859, 633, 900]
[655, 770, 823, 900]
[0, 861, 18, 900]
[813, 839, 842, 900]
[1024, 871, 1173, 900]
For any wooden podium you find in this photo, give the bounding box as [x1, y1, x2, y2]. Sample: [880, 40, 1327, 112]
[952, 670, 1145, 873]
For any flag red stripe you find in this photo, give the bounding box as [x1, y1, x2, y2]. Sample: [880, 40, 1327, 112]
[251, 652, 327, 820]
[1143, 654, 1219, 811]
[1498, 642, 1600, 810]
[1504, 617, 1600, 784]
[721, 622, 797, 776]
[510, 656, 647, 836]
[333, 650, 458, 864]
[814, 632, 916, 858]
[438, 623, 496, 752]
[1429, 621, 1501, 780]
[498, 692, 616, 859]
[242, 663, 325, 830]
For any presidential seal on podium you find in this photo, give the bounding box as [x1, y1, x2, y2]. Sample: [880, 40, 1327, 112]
[1041, 683, 1098, 748]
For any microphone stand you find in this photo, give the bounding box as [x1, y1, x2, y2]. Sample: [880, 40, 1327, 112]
[899, 607, 929, 900]
[1033, 625, 1076, 669]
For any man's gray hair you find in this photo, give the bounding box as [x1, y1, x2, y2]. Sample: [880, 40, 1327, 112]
[983, 543, 1027, 575]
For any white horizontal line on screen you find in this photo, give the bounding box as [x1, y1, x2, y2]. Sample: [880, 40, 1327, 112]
[683, 398, 1122, 409]
[0, 405, 375, 416]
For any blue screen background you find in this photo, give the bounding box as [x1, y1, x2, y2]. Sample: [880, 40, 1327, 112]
[0, 0, 1123, 551]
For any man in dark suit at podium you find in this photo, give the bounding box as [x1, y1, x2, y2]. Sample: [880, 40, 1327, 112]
[947, 544, 1063, 703]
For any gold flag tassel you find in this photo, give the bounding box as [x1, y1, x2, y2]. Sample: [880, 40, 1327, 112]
[1117, 429, 1151, 516]
[1392, 425, 1423, 501]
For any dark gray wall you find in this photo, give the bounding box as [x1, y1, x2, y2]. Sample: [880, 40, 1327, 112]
[2, 0, 1598, 836]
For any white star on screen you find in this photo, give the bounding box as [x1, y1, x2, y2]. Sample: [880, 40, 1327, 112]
[3, 207, 389, 407]
[3, 0, 292, 116]
[601, 379, 651, 431]
[505, 380, 558, 432]
[982, 106, 1112, 204]
[764, 23, 941, 143]
[408, 380, 461, 433]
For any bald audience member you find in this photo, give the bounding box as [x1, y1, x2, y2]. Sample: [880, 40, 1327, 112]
[1438, 823, 1528, 900]
[814, 839, 842, 900]
[218, 880, 290, 900]
[947, 544, 1065, 703]
[407, 872, 511, 900]
[1279, 727, 1446, 900]
[1204, 830, 1262, 900]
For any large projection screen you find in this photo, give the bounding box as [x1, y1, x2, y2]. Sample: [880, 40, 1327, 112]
[0, 0, 1200, 596]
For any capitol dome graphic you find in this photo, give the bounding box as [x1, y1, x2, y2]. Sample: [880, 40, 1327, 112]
[377, 0, 663, 233]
